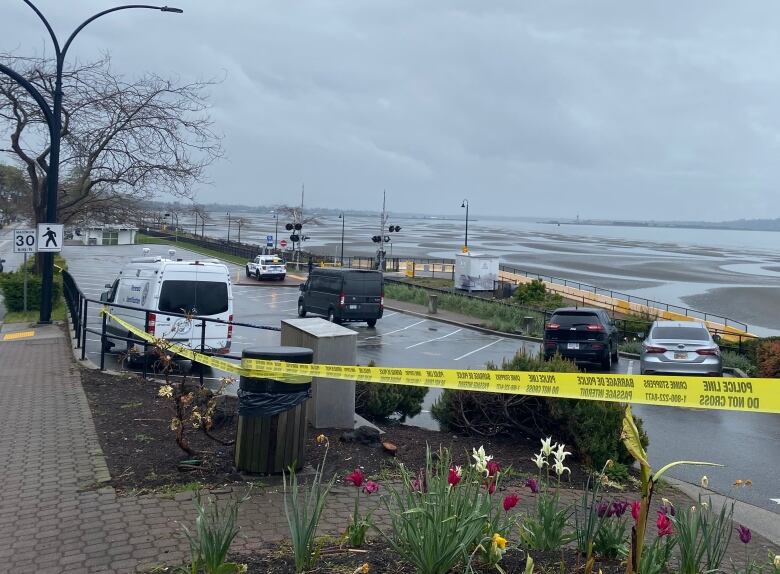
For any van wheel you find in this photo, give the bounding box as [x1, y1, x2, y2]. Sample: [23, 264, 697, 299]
[366, 319, 377, 328]
[297, 302, 306, 318]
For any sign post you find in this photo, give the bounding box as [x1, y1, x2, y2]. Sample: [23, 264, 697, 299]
[13, 229, 37, 314]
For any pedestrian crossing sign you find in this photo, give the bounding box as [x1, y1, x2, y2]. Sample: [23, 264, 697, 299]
[37, 223, 64, 252]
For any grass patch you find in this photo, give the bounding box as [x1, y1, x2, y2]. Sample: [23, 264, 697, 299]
[2, 301, 66, 323]
[119, 401, 143, 410]
[136, 233, 247, 265]
[384, 282, 546, 335]
[157, 480, 204, 499]
[403, 276, 455, 289]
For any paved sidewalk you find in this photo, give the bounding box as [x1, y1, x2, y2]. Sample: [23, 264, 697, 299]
[0, 323, 776, 573]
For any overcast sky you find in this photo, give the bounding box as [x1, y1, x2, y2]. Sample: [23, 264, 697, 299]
[3, 1, 780, 221]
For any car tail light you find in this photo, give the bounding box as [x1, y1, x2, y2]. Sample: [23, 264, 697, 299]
[696, 347, 720, 356]
[643, 345, 667, 354]
[339, 293, 345, 307]
[227, 314, 233, 341]
[545, 323, 560, 330]
[591, 342, 604, 349]
[544, 341, 557, 349]
[380, 294, 384, 309]
[146, 313, 156, 334]
[586, 324, 605, 331]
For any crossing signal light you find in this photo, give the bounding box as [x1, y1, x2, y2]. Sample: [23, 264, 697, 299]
[384, 235, 391, 242]
[294, 223, 302, 230]
[285, 223, 293, 231]
[389, 225, 401, 232]
[290, 234, 300, 242]
[371, 235, 381, 243]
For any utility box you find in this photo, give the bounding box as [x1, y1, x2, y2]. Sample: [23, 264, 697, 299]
[455, 253, 499, 291]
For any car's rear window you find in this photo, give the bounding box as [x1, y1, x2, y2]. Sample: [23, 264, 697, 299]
[651, 326, 710, 341]
[158, 281, 228, 316]
[550, 313, 600, 328]
[345, 273, 382, 295]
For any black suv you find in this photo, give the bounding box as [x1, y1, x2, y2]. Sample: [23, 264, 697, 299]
[298, 268, 383, 327]
[543, 307, 619, 369]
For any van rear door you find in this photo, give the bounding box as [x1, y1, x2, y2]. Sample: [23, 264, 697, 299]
[156, 266, 232, 352]
[341, 272, 383, 317]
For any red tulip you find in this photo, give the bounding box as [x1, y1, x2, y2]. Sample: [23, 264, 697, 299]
[502, 493, 519, 512]
[487, 481, 496, 495]
[525, 478, 539, 494]
[363, 480, 379, 494]
[656, 511, 673, 537]
[486, 460, 501, 477]
[736, 525, 751, 544]
[447, 466, 462, 487]
[345, 469, 365, 487]
[631, 500, 641, 522]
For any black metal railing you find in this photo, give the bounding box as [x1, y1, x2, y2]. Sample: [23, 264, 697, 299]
[62, 270, 281, 382]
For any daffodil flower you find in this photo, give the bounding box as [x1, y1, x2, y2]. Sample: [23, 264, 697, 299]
[491, 532, 507, 552]
[158, 384, 174, 398]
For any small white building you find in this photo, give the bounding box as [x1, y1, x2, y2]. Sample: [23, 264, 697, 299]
[75, 225, 138, 246]
[455, 252, 500, 291]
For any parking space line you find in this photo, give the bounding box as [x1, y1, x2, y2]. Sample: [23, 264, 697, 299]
[365, 319, 426, 339]
[453, 338, 503, 361]
[383, 312, 399, 319]
[405, 328, 463, 350]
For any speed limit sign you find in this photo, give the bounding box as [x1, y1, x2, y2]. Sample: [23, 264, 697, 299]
[13, 229, 37, 253]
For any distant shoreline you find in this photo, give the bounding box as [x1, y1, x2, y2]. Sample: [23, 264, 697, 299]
[542, 221, 780, 233]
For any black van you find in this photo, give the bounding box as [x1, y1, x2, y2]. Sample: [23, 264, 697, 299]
[298, 268, 384, 326]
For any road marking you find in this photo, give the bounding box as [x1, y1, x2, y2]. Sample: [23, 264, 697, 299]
[383, 312, 399, 319]
[365, 319, 426, 339]
[627, 360, 634, 375]
[453, 338, 503, 361]
[2, 330, 35, 341]
[405, 328, 463, 349]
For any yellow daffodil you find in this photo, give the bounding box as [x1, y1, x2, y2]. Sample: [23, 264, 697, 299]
[492, 533, 507, 550]
[316, 434, 328, 445]
[158, 385, 174, 398]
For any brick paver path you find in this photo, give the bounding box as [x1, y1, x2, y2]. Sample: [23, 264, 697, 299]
[0, 325, 776, 573]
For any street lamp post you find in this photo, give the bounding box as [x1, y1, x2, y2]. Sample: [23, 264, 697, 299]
[0, 1, 182, 323]
[339, 212, 345, 266]
[271, 212, 278, 250]
[226, 212, 231, 243]
[461, 199, 469, 253]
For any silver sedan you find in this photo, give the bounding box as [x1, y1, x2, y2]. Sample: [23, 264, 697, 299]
[640, 320, 722, 376]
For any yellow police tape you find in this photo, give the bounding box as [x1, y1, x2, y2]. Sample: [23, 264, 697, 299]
[103, 310, 780, 414]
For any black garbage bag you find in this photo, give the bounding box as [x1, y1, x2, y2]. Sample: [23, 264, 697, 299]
[237, 388, 310, 417]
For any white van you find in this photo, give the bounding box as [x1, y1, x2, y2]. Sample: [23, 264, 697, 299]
[102, 251, 233, 358]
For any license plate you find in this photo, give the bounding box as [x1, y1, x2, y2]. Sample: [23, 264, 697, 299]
[567, 343, 580, 350]
[674, 352, 688, 359]
[349, 305, 358, 310]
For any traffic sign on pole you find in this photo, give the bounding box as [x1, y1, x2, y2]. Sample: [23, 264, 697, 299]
[13, 229, 37, 253]
[37, 223, 64, 252]
[266, 234, 273, 247]
[280, 239, 288, 248]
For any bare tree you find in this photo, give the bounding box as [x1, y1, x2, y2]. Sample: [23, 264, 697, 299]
[0, 53, 222, 227]
[0, 163, 31, 225]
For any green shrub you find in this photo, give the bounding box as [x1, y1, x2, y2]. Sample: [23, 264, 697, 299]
[0, 267, 63, 312]
[604, 461, 630, 483]
[720, 350, 757, 376]
[619, 340, 643, 355]
[431, 351, 648, 469]
[512, 278, 564, 309]
[356, 362, 427, 421]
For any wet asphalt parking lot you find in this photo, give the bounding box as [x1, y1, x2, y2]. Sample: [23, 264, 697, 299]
[49, 244, 780, 514]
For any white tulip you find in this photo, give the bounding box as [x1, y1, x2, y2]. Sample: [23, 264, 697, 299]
[540, 437, 555, 457]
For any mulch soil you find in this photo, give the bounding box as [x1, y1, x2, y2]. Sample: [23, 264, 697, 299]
[234, 542, 622, 574]
[82, 367, 604, 492]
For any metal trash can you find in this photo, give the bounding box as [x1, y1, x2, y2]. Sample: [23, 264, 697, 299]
[522, 316, 534, 334]
[234, 347, 313, 474]
[428, 294, 439, 314]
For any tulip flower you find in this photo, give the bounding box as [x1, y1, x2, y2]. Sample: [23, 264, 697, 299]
[486, 460, 501, 477]
[552, 459, 570, 477]
[447, 466, 462, 487]
[656, 511, 673, 537]
[525, 478, 539, 494]
[346, 469, 365, 488]
[596, 502, 610, 518]
[487, 480, 496, 495]
[554, 443, 571, 463]
[631, 500, 641, 522]
[736, 525, 752, 544]
[532, 453, 546, 470]
[540, 437, 555, 457]
[363, 480, 379, 494]
[502, 493, 519, 512]
[773, 555, 779, 568]
[611, 500, 629, 517]
[472, 446, 493, 476]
